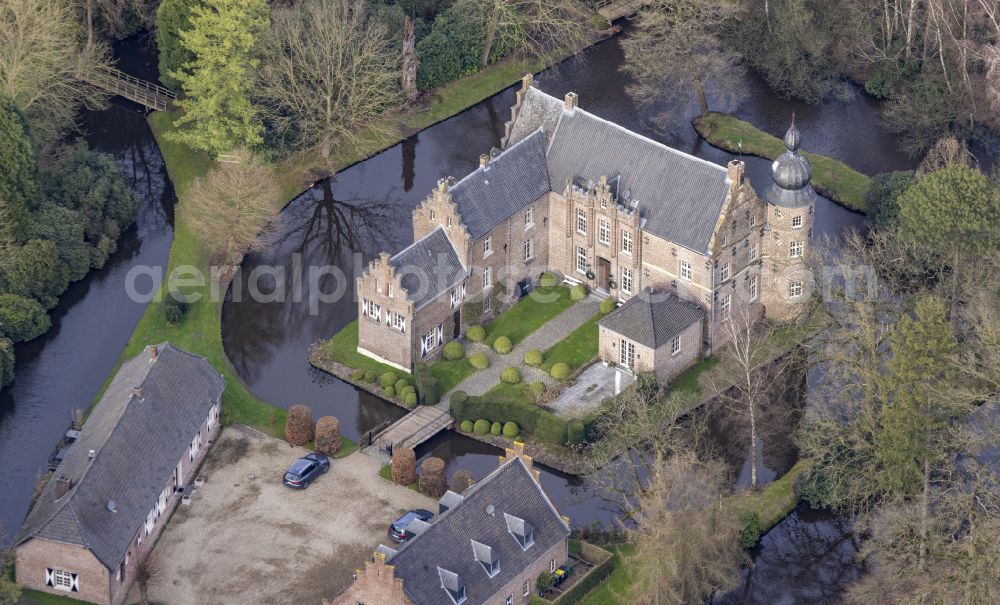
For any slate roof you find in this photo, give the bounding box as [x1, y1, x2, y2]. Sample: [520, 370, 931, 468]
[16, 344, 225, 570]
[598, 289, 706, 349]
[502, 87, 731, 254]
[388, 457, 570, 605]
[448, 129, 551, 241]
[390, 226, 467, 310]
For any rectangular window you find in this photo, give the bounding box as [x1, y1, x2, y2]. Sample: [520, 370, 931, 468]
[429, 209, 436, 221]
[49, 569, 77, 592]
[749, 243, 758, 262]
[577, 208, 587, 234]
[789, 241, 803, 257]
[387, 283, 393, 298]
[483, 267, 492, 289]
[720, 263, 729, 282]
[576, 247, 587, 273]
[599, 219, 610, 245]
[389, 311, 406, 332]
[789, 282, 804, 298]
[721, 293, 731, 320]
[791, 215, 802, 228]
[722, 233, 728, 247]
[506, 596, 513, 605]
[447, 216, 453, 227]
[620, 339, 635, 368]
[525, 207, 533, 227]
[749, 274, 758, 301]
[750, 213, 756, 227]
[484, 237, 492, 256]
[524, 238, 534, 262]
[671, 335, 681, 355]
[550, 559, 557, 573]
[679, 260, 693, 281]
[621, 267, 632, 294]
[523, 581, 530, 597]
[622, 230, 633, 255]
[362, 299, 381, 322]
[376, 278, 381, 292]
[420, 328, 439, 356]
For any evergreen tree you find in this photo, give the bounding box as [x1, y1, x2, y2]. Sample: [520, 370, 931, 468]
[155, 0, 201, 90]
[0, 336, 13, 390]
[168, 0, 268, 155]
[0, 97, 40, 246]
[0, 293, 51, 343]
[0, 240, 70, 309]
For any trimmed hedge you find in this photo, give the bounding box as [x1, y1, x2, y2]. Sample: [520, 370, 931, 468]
[469, 352, 490, 370]
[404, 393, 418, 406]
[473, 419, 491, 435]
[384, 385, 396, 398]
[460, 419, 474, 432]
[550, 543, 615, 604]
[443, 341, 465, 361]
[490, 421, 502, 436]
[453, 391, 568, 444]
[550, 362, 571, 380]
[493, 336, 512, 354]
[380, 371, 398, 389]
[524, 349, 543, 366]
[467, 324, 486, 342]
[500, 366, 522, 384]
[394, 378, 410, 392]
[503, 421, 519, 438]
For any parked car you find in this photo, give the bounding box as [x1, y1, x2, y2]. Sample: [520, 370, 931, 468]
[388, 509, 434, 542]
[47, 429, 81, 472]
[282, 453, 330, 489]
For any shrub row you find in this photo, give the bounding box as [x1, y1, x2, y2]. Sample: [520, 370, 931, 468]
[549, 543, 615, 605]
[452, 389, 593, 445]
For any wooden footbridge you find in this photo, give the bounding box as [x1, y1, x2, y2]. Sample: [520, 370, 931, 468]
[83, 66, 176, 112]
[595, 0, 648, 21]
[367, 407, 454, 457]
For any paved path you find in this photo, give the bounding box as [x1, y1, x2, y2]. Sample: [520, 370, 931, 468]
[438, 296, 602, 410]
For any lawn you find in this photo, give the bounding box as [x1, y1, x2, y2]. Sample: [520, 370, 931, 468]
[379, 462, 418, 491]
[726, 459, 811, 532]
[693, 112, 871, 212]
[665, 356, 719, 398]
[18, 590, 92, 605]
[428, 356, 475, 394]
[576, 544, 636, 605]
[323, 320, 401, 377]
[484, 286, 573, 346]
[539, 311, 603, 372]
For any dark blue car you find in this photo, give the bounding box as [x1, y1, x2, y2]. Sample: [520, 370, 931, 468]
[282, 452, 330, 489]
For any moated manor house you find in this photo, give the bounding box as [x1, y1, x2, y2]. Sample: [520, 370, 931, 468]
[357, 75, 816, 378]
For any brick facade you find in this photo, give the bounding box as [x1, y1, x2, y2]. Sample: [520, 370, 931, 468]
[598, 317, 704, 382]
[328, 553, 414, 605]
[357, 252, 418, 372]
[760, 201, 815, 321]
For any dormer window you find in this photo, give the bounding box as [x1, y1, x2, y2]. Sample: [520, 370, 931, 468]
[438, 567, 466, 605]
[471, 540, 500, 577]
[504, 513, 534, 550]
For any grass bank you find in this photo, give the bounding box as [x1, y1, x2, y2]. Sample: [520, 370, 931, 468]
[693, 112, 871, 212]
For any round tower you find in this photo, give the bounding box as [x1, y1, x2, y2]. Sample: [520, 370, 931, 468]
[761, 117, 816, 320]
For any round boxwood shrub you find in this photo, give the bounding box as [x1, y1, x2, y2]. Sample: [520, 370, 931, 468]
[467, 325, 486, 342]
[401, 385, 416, 397]
[503, 421, 519, 438]
[404, 393, 418, 406]
[443, 341, 465, 361]
[460, 419, 474, 432]
[473, 419, 491, 435]
[285, 404, 314, 446]
[469, 352, 490, 370]
[500, 366, 522, 384]
[539, 272, 558, 288]
[352, 369, 364, 381]
[384, 386, 396, 398]
[493, 336, 512, 355]
[380, 371, 398, 389]
[529, 381, 546, 398]
[550, 362, 571, 380]
[490, 421, 502, 436]
[570, 284, 588, 301]
[394, 378, 410, 392]
[363, 369, 377, 383]
[600, 297, 617, 314]
[523, 349, 543, 367]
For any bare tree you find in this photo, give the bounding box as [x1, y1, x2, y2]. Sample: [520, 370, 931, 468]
[135, 554, 160, 605]
[621, 0, 743, 119]
[187, 149, 282, 273]
[623, 452, 744, 605]
[915, 136, 975, 178]
[0, 0, 111, 148]
[453, 0, 592, 69]
[257, 0, 400, 162]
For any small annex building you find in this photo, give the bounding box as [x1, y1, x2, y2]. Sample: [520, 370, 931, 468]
[15, 343, 225, 605]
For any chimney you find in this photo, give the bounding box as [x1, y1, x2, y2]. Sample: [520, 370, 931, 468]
[149, 345, 158, 362]
[480, 154, 490, 169]
[727, 160, 744, 186]
[55, 475, 72, 499]
[564, 92, 578, 111]
[131, 387, 143, 400]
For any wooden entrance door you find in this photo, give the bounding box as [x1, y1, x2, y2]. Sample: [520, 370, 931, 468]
[597, 257, 611, 291]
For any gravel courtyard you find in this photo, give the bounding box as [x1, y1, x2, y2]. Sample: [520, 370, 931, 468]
[137, 425, 433, 605]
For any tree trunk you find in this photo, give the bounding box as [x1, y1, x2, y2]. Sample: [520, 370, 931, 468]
[905, 0, 918, 59]
[750, 402, 759, 490]
[919, 452, 930, 568]
[480, 4, 500, 68]
[695, 75, 709, 116]
[402, 15, 419, 103]
[86, 0, 95, 50]
[764, 0, 772, 33]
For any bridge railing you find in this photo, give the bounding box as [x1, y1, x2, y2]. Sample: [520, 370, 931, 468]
[95, 66, 177, 100]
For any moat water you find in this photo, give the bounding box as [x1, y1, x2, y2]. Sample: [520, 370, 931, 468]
[0, 30, 927, 603]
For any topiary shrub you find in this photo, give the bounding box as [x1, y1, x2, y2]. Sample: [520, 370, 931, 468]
[401, 385, 416, 398]
[600, 297, 616, 314]
[419, 457, 447, 498]
[467, 324, 486, 342]
[473, 419, 491, 435]
[529, 381, 546, 399]
[285, 404, 314, 446]
[503, 421, 519, 438]
[352, 369, 364, 381]
[570, 284, 588, 301]
[314, 416, 341, 455]
[404, 393, 418, 407]
[391, 446, 417, 486]
[384, 386, 396, 398]
[490, 421, 502, 436]
[380, 371, 398, 389]
[443, 341, 465, 360]
[493, 336, 512, 355]
[451, 469, 474, 493]
[469, 352, 490, 370]
[460, 419, 474, 432]
[451, 390, 468, 406]
[394, 378, 410, 392]
[523, 349, 543, 367]
[500, 366, 522, 384]
[567, 419, 585, 444]
[539, 272, 558, 288]
[363, 369, 377, 383]
[550, 362, 571, 380]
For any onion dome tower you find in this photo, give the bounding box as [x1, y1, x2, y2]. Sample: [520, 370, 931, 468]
[761, 116, 815, 320]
